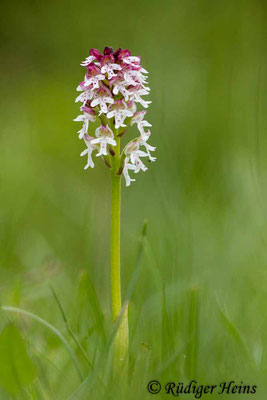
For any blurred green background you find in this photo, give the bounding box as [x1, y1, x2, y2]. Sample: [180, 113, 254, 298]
[1, 0, 267, 398]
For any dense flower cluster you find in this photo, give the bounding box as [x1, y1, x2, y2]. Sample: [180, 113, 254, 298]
[74, 47, 156, 186]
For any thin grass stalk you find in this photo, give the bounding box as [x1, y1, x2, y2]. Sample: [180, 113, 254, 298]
[186, 287, 199, 378]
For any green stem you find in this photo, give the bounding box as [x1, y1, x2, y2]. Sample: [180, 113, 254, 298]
[110, 172, 122, 320]
[110, 136, 128, 367]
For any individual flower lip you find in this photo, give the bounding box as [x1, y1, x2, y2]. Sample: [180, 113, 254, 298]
[136, 131, 156, 162]
[101, 54, 122, 80]
[131, 110, 152, 139]
[127, 85, 151, 108]
[80, 134, 98, 168]
[75, 46, 155, 185]
[73, 107, 96, 139]
[91, 125, 116, 156]
[110, 73, 131, 100]
[81, 55, 96, 67]
[90, 85, 114, 115]
[129, 150, 148, 173]
[124, 140, 148, 173]
[107, 100, 133, 129]
[123, 157, 136, 187]
[122, 66, 148, 88]
[84, 65, 105, 89]
[75, 82, 95, 105]
[121, 55, 140, 67]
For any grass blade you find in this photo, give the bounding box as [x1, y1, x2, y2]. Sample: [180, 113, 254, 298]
[1, 306, 83, 382]
[124, 220, 148, 303]
[185, 287, 199, 378]
[49, 284, 93, 369]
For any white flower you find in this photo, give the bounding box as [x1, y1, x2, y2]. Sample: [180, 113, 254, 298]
[123, 68, 148, 88]
[131, 151, 148, 173]
[128, 85, 151, 108]
[84, 65, 105, 89]
[75, 84, 94, 105]
[121, 55, 140, 67]
[91, 125, 116, 156]
[90, 86, 114, 115]
[73, 107, 96, 139]
[111, 75, 131, 100]
[120, 52, 149, 74]
[107, 100, 133, 129]
[123, 133, 156, 178]
[123, 157, 136, 187]
[80, 135, 98, 169]
[80, 55, 96, 67]
[124, 140, 148, 173]
[131, 111, 152, 139]
[122, 69, 140, 87]
[137, 132, 156, 162]
[101, 62, 121, 80]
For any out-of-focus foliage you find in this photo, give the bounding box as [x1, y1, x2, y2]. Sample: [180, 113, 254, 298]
[0, 324, 36, 394]
[0, 0, 267, 398]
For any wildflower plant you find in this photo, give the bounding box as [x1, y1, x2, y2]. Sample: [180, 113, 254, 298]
[74, 46, 156, 367]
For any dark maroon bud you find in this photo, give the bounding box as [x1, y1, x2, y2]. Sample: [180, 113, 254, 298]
[103, 46, 114, 55]
[114, 48, 122, 59]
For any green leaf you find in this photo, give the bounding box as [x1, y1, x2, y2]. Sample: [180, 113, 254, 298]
[0, 324, 36, 394]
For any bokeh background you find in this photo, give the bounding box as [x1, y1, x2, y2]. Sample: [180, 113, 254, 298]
[1, 0, 267, 398]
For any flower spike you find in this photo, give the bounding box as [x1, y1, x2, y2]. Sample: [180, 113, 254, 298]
[74, 47, 156, 186]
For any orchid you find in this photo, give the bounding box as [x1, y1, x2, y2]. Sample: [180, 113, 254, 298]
[128, 85, 151, 108]
[91, 125, 116, 156]
[123, 158, 137, 187]
[73, 108, 96, 139]
[80, 134, 98, 169]
[90, 86, 114, 115]
[111, 74, 131, 100]
[84, 65, 105, 89]
[80, 55, 96, 67]
[138, 131, 157, 161]
[74, 46, 156, 186]
[101, 55, 122, 79]
[74, 47, 156, 370]
[107, 100, 133, 129]
[75, 83, 94, 105]
[124, 140, 148, 173]
[131, 110, 152, 139]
